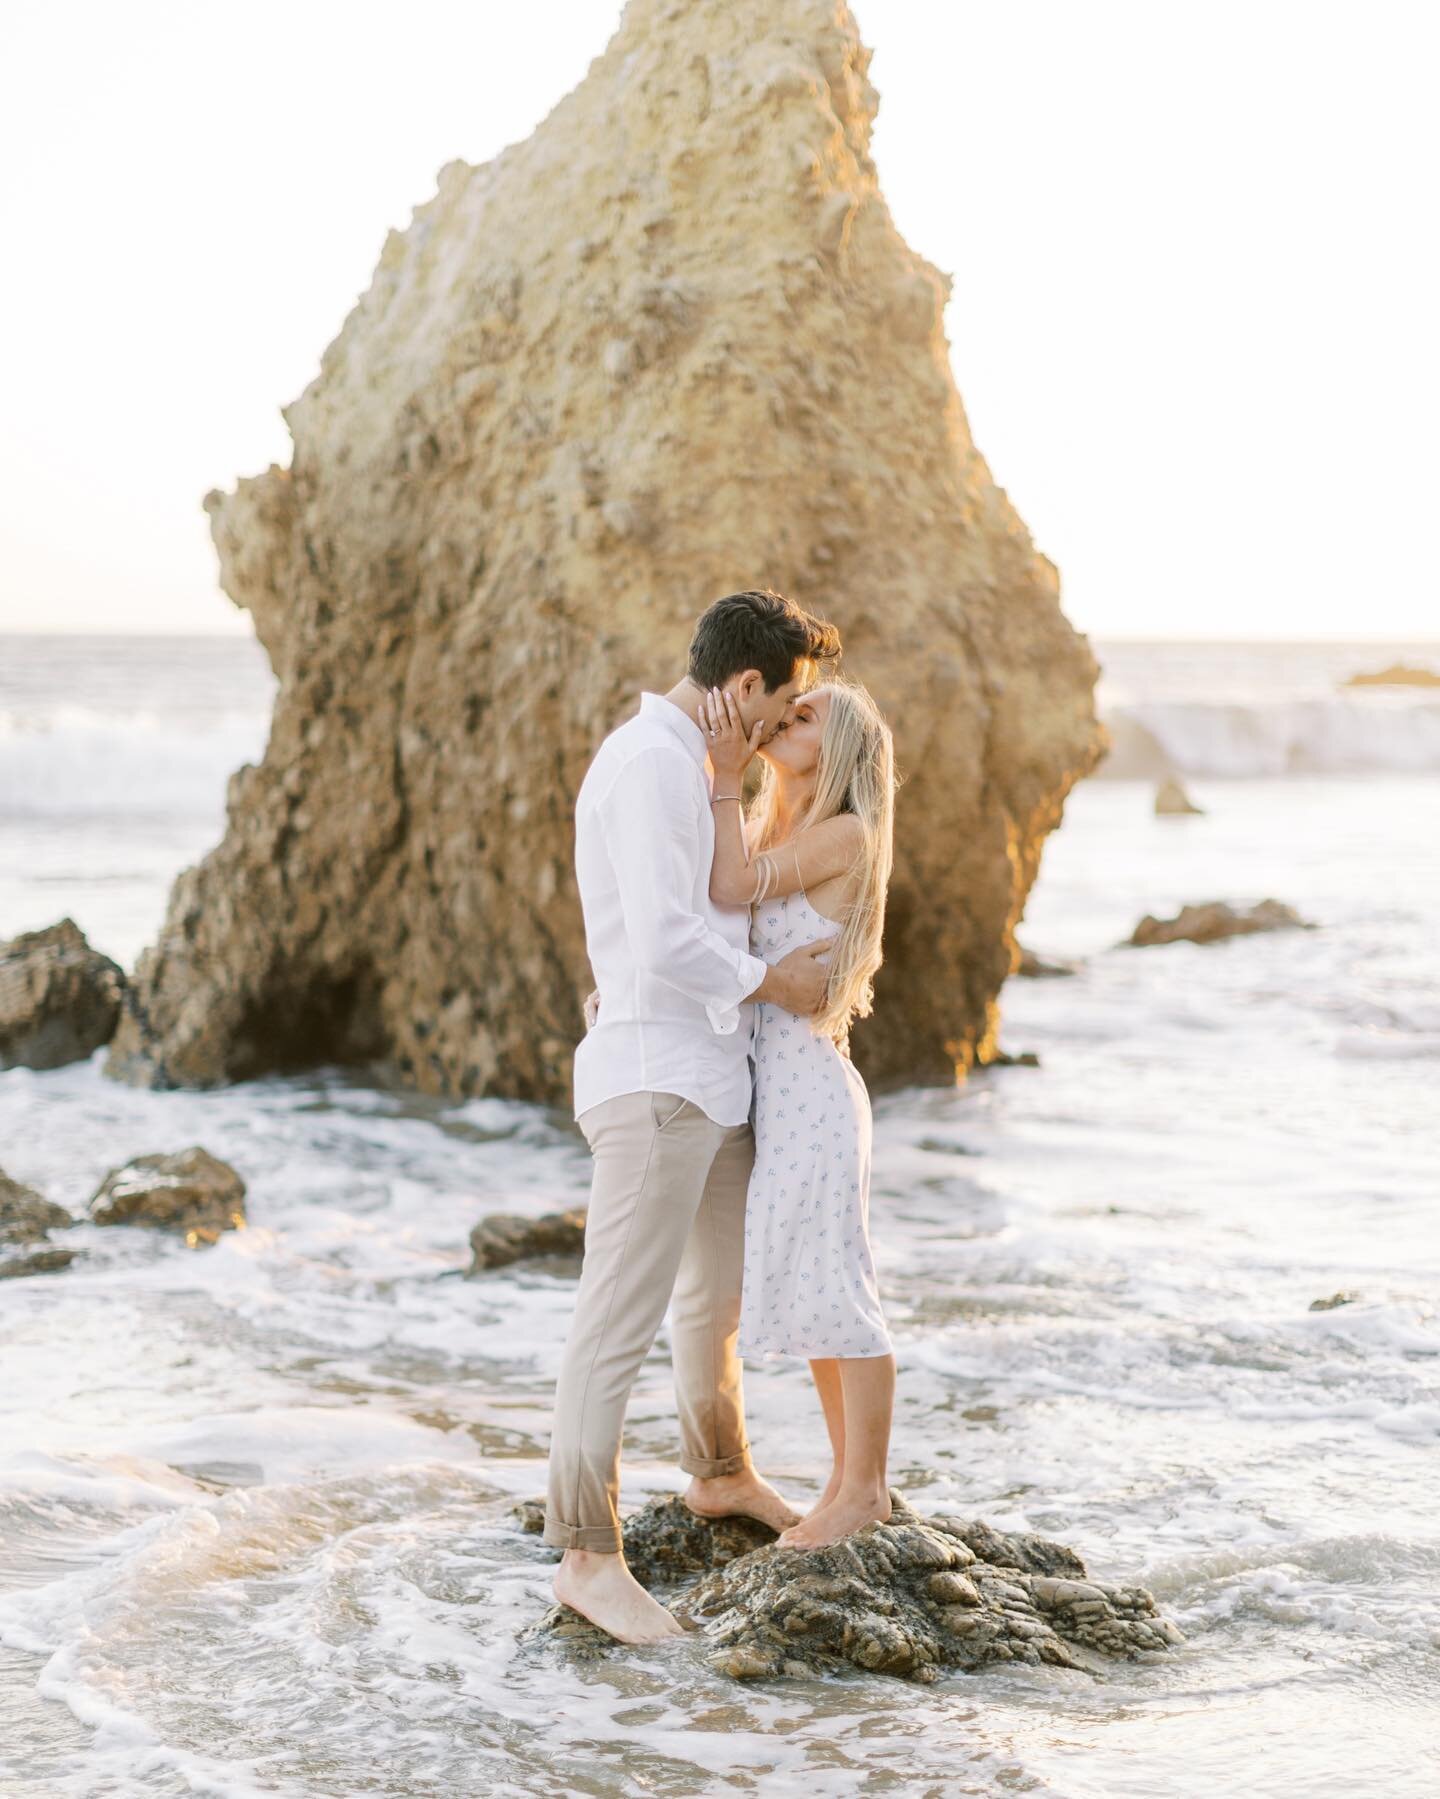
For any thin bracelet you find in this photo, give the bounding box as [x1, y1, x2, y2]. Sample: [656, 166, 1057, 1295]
[710, 793, 741, 804]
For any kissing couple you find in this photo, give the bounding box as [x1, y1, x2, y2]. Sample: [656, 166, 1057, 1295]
[542, 588, 899, 1644]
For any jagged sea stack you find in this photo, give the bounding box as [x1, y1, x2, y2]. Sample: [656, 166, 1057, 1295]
[105, 0, 1105, 1102]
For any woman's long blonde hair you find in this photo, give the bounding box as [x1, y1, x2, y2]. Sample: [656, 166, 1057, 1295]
[745, 675, 898, 1048]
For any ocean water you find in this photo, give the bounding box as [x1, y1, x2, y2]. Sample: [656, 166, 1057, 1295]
[1, 632, 1437, 1798]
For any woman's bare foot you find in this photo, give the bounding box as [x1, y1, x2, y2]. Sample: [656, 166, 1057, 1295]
[776, 1486, 892, 1550]
[681, 1466, 802, 1534]
[553, 1549, 686, 1644]
[800, 1464, 844, 1519]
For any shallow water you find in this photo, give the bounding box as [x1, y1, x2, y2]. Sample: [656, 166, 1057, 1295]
[2, 637, 1438, 1795]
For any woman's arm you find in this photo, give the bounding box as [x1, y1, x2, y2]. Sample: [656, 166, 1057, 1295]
[699, 687, 864, 908]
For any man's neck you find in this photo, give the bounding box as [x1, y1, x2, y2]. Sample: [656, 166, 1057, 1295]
[662, 677, 707, 720]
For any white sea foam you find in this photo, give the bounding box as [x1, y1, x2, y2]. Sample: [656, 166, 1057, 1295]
[1098, 695, 1440, 778]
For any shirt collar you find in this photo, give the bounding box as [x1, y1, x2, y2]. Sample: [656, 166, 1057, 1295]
[639, 690, 709, 771]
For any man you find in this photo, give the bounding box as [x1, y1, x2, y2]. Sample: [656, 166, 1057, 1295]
[545, 588, 843, 1644]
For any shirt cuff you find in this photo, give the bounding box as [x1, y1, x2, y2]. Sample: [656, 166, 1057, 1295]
[704, 951, 771, 1035]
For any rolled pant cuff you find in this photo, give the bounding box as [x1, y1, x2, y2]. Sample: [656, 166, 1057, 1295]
[678, 1447, 751, 1478]
[541, 1516, 623, 1553]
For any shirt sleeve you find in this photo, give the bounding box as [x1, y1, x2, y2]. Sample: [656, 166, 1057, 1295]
[599, 746, 771, 1034]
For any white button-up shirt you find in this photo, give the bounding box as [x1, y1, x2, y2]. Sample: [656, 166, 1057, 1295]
[572, 691, 771, 1128]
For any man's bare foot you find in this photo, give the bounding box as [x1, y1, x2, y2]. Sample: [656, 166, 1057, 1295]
[553, 1548, 686, 1644]
[681, 1466, 802, 1534]
[776, 1486, 892, 1550]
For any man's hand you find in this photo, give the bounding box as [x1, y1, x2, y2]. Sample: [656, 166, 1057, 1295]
[583, 988, 600, 1029]
[756, 938, 836, 1017]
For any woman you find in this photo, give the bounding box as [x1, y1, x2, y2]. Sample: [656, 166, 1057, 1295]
[696, 674, 899, 1550]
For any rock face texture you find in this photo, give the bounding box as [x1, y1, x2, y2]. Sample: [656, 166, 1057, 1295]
[104, 0, 1103, 1106]
[89, 1147, 248, 1245]
[519, 1492, 1182, 1682]
[1, 919, 125, 1071]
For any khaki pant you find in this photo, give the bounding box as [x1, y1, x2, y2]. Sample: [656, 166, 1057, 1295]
[542, 1089, 755, 1553]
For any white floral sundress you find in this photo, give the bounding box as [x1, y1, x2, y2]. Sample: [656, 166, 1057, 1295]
[737, 886, 893, 1360]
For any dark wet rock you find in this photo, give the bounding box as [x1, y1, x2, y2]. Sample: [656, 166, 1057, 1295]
[0, 1246, 77, 1280]
[1309, 1290, 1360, 1311]
[979, 1049, 1041, 1068]
[0, 917, 126, 1071]
[88, 1146, 247, 1244]
[1013, 942, 1078, 979]
[521, 1491, 1182, 1682]
[0, 1169, 75, 1243]
[1154, 777, 1204, 816]
[468, 1207, 586, 1272]
[1124, 899, 1313, 948]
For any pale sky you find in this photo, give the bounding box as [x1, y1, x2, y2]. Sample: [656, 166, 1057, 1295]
[1, 0, 1435, 640]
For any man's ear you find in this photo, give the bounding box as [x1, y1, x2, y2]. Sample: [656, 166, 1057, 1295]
[737, 668, 764, 704]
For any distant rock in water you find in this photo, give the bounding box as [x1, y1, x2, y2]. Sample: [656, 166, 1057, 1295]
[1125, 899, 1313, 948]
[521, 1492, 1182, 1682]
[1342, 663, 1440, 688]
[1309, 1290, 1360, 1311]
[102, 0, 1103, 1107]
[1013, 942, 1078, 978]
[0, 1169, 74, 1242]
[1154, 776, 1204, 815]
[0, 918, 125, 1071]
[0, 1167, 78, 1279]
[89, 1147, 247, 1246]
[468, 1207, 586, 1272]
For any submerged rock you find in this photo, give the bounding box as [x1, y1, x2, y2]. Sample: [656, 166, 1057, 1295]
[1013, 941, 1077, 979]
[0, 918, 126, 1071]
[1124, 899, 1312, 948]
[0, 1246, 77, 1280]
[0, 1168, 78, 1278]
[104, 0, 1103, 1107]
[1309, 1290, 1360, 1311]
[522, 1492, 1182, 1682]
[88, 1146, 247, 1245]
[1154, 776, 1204, 815]
[468, 1207, 586, 1272]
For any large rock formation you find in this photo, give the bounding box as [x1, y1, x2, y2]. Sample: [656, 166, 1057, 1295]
[105, 0, 1103, 1105]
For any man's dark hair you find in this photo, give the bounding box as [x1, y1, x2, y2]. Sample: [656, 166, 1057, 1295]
[687, 589, 841, 693]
